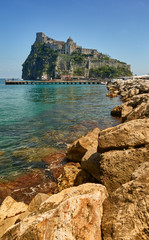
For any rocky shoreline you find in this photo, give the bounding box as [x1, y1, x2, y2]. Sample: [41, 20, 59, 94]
[0, 79, 149, 239]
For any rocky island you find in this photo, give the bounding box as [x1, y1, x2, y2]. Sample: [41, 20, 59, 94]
[0, 77, 149, 239]
[22, 32, 132, 80]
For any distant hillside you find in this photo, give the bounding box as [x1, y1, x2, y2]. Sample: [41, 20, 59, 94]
[22, 33, 132, 80]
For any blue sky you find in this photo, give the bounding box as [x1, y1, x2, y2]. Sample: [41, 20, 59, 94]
[0, 0, 149, 78]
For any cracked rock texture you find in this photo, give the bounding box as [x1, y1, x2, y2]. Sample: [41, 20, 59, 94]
[1, 183, 108, 240]
[102, 162, 149, 240]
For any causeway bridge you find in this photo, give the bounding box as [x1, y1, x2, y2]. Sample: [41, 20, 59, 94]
[5, 80, 106, 85]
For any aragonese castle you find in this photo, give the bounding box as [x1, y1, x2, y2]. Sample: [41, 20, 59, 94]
[22, 32, 132, 80]
[36, 32, 98, 56]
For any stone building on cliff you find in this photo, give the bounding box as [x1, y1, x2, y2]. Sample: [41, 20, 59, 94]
[22, 32, 132, 80]
[36, 32, 97, 56]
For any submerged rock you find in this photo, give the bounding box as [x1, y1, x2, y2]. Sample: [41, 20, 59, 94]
[42, 152, 67, 179]
[0, 151, 5, 157]
[0, 169, 57, 205]
[2, 183, 108, 240]
[12, 147, 58, 162]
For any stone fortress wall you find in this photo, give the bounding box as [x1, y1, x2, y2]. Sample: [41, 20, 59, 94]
[36, 32, 97, 56]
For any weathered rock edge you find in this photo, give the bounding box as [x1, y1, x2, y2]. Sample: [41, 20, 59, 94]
[1, 183, 108, 240]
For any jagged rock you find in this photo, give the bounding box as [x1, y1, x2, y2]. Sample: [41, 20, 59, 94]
[102, 163, 149, 240]
[0, 196, 28, 238]
[98, 147, 149, 193]
[111, 93, 149, 122]
[56, 162, 96, 193]
[98, 119, 149, 153]
[66, 128, 100, 162]
[107, 79, 149, 102]
[2, 183, 108, 240]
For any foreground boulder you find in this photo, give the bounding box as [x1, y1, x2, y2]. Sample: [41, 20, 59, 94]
[66, 128, 100, 162]
[102, 162, 149, 240]
[98, 147, 149, 193]
[98, 118, 149, 153]
[2, 183, 108, 240]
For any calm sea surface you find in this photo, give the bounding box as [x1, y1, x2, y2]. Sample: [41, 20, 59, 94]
[0, 79, 121, 181]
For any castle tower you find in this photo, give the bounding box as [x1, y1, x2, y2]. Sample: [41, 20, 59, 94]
[65, 37, 77, 55]
[36, 32, 47, 43]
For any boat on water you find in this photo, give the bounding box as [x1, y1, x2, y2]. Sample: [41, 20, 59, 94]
[100, 81, 107, 85]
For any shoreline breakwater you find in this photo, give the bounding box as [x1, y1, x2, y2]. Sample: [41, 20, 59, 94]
[0, 79, 149, 239]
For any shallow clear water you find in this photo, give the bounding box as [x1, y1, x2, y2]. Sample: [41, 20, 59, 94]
[0, 79, 121, 180]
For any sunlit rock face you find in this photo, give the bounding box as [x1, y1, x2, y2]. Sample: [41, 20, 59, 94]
[1, 183, 108, 240]
[102, 162, 149, 240]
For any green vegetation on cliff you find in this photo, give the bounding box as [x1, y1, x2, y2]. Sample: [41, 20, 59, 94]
[22, 42, 58, 80]
[89, 65, 132, 79]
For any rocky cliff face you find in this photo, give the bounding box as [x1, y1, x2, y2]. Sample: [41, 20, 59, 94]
[22, 38, 132, 80]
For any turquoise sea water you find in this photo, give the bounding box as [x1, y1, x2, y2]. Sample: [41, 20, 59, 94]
[0, 79, 121, 181]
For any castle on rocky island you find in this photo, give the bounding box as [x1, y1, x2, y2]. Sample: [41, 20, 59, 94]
[36, 32, 98, 56]
[22, 32, 132, 80]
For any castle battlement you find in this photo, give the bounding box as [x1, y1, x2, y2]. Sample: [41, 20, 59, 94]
[36, 32, 97, 55]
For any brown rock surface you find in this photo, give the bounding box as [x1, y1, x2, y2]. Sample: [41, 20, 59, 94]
[102, 163, 149, 240]
[2, 183, 108, 240]
[98, 118, 149, 153]
[0, 196, 28, 238]
[98, 147, 149, 193]
[56, 162, 96, 193]
[66, 128, 100, 162]
[81, 149, 101, 181]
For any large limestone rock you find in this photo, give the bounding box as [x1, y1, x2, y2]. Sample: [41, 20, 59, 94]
[102, 163, 149, 240]
[2, 183, 108, 240]
[66, 128, 100, 162]
[98, 119, 149, 153]
[0, 196, 28, 238]
[98, 147, 149, 193]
